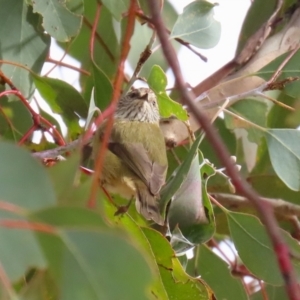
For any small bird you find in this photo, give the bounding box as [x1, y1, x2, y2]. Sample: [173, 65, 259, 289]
[93, 88, 168, 225]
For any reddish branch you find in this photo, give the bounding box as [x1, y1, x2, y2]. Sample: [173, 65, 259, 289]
[0, 87, 65, 146]
[46, 58, 90, 76]
[89, 3, 102, 61]
[83, 17, 115, 62]
[147, 1, 300, 299]
[0, 220, 56, 234]
[87, 0, 137, 208]
[44, 47, 69, 77]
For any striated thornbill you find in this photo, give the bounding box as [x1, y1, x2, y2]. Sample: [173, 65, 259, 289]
[93, 87, 168, 225]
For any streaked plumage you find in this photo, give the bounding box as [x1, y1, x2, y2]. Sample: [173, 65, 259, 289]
[94, 88, 168, 225]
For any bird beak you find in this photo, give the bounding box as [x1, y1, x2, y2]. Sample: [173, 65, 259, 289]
[139, 93, 148, 101]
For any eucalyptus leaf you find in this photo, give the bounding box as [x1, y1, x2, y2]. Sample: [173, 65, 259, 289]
[265, 129, 300, 191]
[0, 142, 57, 281]
[127, 2, 179, 76]
[169, 153, 215, 253]
[225, 98, 268, 143]
[227, 211, 300, 285]
[256, 49, 300, 81]
[101, 0, 129, 21]
[33, 75, 88, 133]
[250, 285, 288, 300]
[160, 135, 202, 213]
[37, 228, 153, 300]
[148, 65, 188, 120]
[58, 3, 118, 80]
[0, 223, 47, 282]
[0, 142, 56, 209]
[0, 0, 50, 97]
[92, 63, 113, 110]
[142, 228, 210, 300]
[197, 245, 248, 300]
[170, 0, 221, 49]
[31, 0, 82, 42]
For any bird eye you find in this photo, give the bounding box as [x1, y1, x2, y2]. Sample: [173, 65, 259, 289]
[129, 90, 140, 98]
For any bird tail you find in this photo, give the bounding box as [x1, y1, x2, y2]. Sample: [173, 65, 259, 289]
[135, 184, 164, 226]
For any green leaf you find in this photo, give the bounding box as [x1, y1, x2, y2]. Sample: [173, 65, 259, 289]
[104, 200, 210, 299]
[169, 153, 215, 254]
[31, 0, 82, 42]
[265, 129, 300, 191]
[32, 207, 107, 229]
[92, 63, 113, 110]
[225, 99, 268, 143]
[227, 212, 282, 285]
[249, 139, 300, 204]
[197, 245, 248, 300]
[47, 153, 81, 202]
[0, 0, 50, 97]
[170, 0, 221, 49]
[250, 285, 288, 300]
[148, 65, 188, 120]
[0, 142, 57, 281]
[227, 211, 300, 285]
[267, 92, 296, 129]
[19, 271, 58, 300]
[104, 201, 170, 298]
[0, 97, 33, 142]
[127, 2, 179, 77]
[101, 0, 129, 21]
[160, 135, 202, 213]
[249, 174, 300, 205]
[33, 75, 88, 133]
[256, 50, 300, 80]
[0, 142, 56, 209]
[142, 228, 210, 300]
[0, 222, 47, 282]
[37, 228, 153, 300]
[201, 117, 237, 167]
[59, 3, 118, 79]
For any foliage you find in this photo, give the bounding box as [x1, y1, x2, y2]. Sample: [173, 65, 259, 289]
[0, 0, 300, 299]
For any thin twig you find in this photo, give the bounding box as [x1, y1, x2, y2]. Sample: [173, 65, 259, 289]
[90, 3, 102, 61]
[83, 17, 115, 62]
[32, 139, 82, 159]
[125, 30, 156, 93]
[0, 88, 65, 146]
[256, 92, 295, 111]
[47, 58, 90, 76]
[44, 48, 69, 77]
[0, 220, 56, 234]
[269, 45, 300, 83]
[18, 124, 39, 145]
[147, 1, 300, 299]
[135, 10, 207, 62]
[213, 193, 300, 218]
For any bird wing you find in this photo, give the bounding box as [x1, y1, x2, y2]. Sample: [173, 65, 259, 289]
[108, 141, 166, 195]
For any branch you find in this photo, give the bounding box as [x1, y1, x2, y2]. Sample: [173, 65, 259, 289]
[47, 58, 90, 76]
[214, 193, 300, 218]
[147, 1, 300, 299]
[0, 72, 66, 146]
[32, 139, 82, 159]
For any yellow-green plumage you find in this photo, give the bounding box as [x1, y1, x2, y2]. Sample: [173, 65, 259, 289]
[94, 88, 168, 225]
